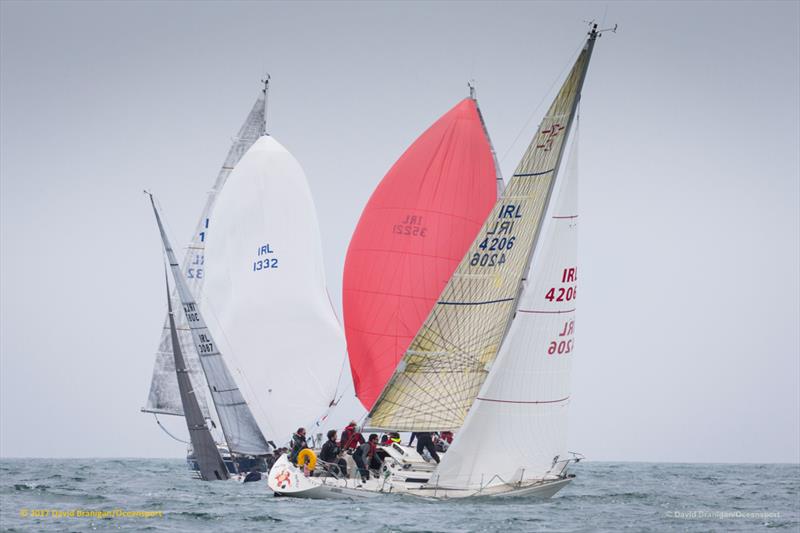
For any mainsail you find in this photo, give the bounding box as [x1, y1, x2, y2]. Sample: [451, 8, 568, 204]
[163, 269, 230, 480]
[366, 32, 596, 432]
[343, 97, 499, 409]
[143, 84, 267, 417]
[149, 194, 272, 457]
[201, 135, 347, 443]
[434, 126, 579, 488]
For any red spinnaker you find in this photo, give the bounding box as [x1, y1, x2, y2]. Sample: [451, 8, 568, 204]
[343, 98, 498, 409]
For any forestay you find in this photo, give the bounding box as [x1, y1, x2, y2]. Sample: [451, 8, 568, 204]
[202, 135, 347, 444]
[434, 127, 579, 488]
[149, 195, 272, 457]
[366, 40, 593, 432]
[343, 98, 498, 410]
[144, 89, 266, 417]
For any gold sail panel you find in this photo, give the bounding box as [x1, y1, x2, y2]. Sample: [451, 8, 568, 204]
[367, 44, 592, 432]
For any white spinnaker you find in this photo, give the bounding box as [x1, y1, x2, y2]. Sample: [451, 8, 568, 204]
[202, 135, 346, 444]
[144, 91, 265, 417]
[434, 127, 579, 489]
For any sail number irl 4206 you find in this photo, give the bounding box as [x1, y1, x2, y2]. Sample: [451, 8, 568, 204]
[544, 267, 577, 302]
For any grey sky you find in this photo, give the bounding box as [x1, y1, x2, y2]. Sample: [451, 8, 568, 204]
[1, 1, 798, 463]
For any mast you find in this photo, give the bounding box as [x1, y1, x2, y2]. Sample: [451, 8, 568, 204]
[495, 24, 598, 358]
[470, 79, 506, 196]
[147, 192, 272, 457]
[164, 268, 229, 481]
[261, 73, 270, 135]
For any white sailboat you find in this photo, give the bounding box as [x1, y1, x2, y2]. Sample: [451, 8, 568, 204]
[268, 23, 606, 499]
[199, 99, 349, 449]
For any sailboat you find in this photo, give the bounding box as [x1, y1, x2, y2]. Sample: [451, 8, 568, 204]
[142, 78, 269, 473]
[343, 91, 502, 411]
[268, 24, 606, 499]
[199, 93, 349, 449]
[148, 192, 273, 479]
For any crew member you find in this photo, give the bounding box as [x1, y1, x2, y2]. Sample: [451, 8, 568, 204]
[353, 433, 382, 482]
[289, 427, 308, 464]
[415, 431, 440, 463]
[340, 420, 364, 451]
[319, 429, 348, 477]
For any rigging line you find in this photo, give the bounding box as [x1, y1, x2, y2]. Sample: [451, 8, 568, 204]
[499, 37, 585, 165]
[153, 414, 190, 444]
[324, 287, 349, 402]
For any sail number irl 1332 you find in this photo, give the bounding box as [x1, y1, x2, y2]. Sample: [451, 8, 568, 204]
[252, 244, 278, 271]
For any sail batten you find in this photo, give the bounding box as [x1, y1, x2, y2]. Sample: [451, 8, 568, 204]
[366, 34, 596, 433]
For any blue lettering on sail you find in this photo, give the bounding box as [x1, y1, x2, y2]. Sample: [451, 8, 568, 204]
[470, 202, 525, 267]
[252, 243, 278, 271]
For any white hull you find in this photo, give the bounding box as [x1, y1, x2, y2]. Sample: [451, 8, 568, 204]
[405, 477, 573, 499]
[267, 455, 394, 499]
[267, 454, 573, 500]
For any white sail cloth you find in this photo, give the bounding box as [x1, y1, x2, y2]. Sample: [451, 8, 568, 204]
[144, 92, 265, 417]
[434, 131, 579, 489]
[202, 135, 346, 444]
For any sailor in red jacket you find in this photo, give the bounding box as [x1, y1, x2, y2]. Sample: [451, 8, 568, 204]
[339, 421, 365, 451]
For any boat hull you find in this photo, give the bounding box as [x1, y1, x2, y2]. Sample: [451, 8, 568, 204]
[267, 454, 572, 500]
[406, 477, 573, 499]
[267, 455, 390, 499]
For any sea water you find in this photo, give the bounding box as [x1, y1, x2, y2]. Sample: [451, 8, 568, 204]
[0, 459, 797, 532]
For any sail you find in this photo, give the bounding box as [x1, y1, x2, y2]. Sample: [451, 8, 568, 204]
[144, 89, 266, 417]
[201, 135, 346, 444]
[434, 127, 579, 488]
[164, 270, 230, 481]
[366, 37, 594, 432]
[343, 98, 498, 409]
[149, 194, 272, 456]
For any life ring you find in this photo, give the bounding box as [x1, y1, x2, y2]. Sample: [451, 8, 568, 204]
[296, 449, 317, 471]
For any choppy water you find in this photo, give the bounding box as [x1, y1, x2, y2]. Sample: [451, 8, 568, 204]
[0, 459, 797, 532]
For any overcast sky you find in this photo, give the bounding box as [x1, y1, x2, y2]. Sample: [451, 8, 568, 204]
[1, 1, 798, 463]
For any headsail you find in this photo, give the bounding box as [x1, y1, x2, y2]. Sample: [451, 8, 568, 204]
[148, 194, 272, 456]
[163, 269, 230, 480]
[143, 85, 267, 417]
[201, 135, 347, 443]
[343, 97, 498, 410]
[366, 32, 596, 432]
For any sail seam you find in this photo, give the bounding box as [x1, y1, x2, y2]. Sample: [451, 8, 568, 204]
[512, 168, 555, 177]
[436, 297, 514, 306]
[476, 396, 570, 404]
[518, 308, 575, 314]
